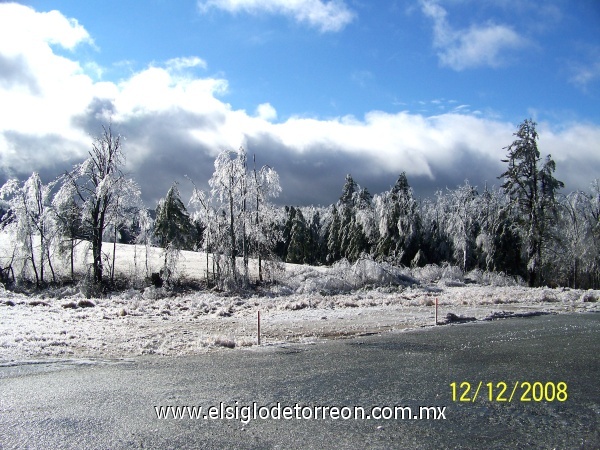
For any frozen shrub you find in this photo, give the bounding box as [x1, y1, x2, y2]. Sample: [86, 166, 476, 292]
[421, 298, 435, 306]
[78, 276, 103, 299]
[214, 337, 236, 349]
[441, 264, 464, 282]
[285, 300, 309, 310]
[412, 264, 444, 283]
[540, 291, 559, 303]
[351, 259, 412, 287]
[77, 299, 95, 308]
[581, 291, 598, 303]
[462, 269, 522, 287]
[439, 280, 465, 287]
[216, 305, 233, 317]
[143, 286, 168, 300]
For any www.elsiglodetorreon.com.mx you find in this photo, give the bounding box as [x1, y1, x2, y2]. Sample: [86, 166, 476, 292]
[154, 402, 447, 424]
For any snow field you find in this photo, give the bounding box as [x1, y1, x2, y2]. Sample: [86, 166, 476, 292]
[0, 234, 598, 360]
[1, 280, 597, 361]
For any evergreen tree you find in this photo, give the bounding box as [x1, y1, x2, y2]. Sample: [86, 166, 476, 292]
[154, 183, 195, 283]
[326, 205, 341, 263]
[154, 182, 195, 251]
[375, 173, 420, 265]
[340, 174, 357, 207]
[286, 209, 309, 264]
[499, 119, 564, 286]
[308, 209, 325, 264]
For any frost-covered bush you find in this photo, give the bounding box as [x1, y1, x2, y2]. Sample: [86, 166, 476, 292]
[142, 286, 168, 300]
[78, 271, 103, 299]
[214, 337, 236, 348]
[296, 274, 352, 295]
[351, 259, 417, 287]
[580, 291, 598, 303]
[280, 258, 416, 295]
[411, 263, 464, 284]
[465, 269, 522, 287]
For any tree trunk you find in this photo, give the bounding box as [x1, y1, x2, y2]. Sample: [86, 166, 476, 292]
[112, 224, 117, 283]
[39, 233, 45, 284]
[47, 246, 56, 283]
[229, 184, 236, 280]
[70, 238, 75, 281]
[29, 233, 39, 286]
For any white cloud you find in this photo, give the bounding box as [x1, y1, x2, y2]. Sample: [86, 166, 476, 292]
[0, 3, 91, 55]
[165, 56, 208, 71]
[420, 0, 527, 70]
[197, 0, 355, 32]
[568, 47, 600, 91]
[256, 103, 278, 121]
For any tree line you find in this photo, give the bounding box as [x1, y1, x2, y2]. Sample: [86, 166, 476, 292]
[1, 119, 599, 290]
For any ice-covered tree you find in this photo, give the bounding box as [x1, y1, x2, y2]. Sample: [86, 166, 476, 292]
[443, 181, 478, 272]
[286, 208, 310, 264]
[154, 182, 195, 282]
[249, 154, 281, 281]
[340, 174, 357, 208]
[189, 185, 215, 285]
[0, 173, 58, 285]
[420, 193, 453, 265]
[334, 175, 375, 262]
[52, 184, 82, 281]
[62, 124, 140, 284]
[106, 178, 142, 283]
[209, 147, 248, 284]
[134, 208, 154, 281]
[326, 205, 341, 263]
[374, 173, 420, 265]
[499, 119, 564, 286]
[555, 182, 600, 288]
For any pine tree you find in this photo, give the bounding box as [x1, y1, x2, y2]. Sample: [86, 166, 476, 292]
[375, 173, 420, 264]
[154, 182, 195, 279]
[326, 206, 341, 263]
[340, 174, 357, 207]
[499, 119, 564, 286]
[154, 182, 195, 251]
[286, 209, 309, 264]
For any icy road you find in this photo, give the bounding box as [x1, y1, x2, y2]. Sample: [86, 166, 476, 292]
[1, 313, 598, 449]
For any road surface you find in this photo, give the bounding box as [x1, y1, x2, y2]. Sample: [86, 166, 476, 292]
[1, 312, 599, 449]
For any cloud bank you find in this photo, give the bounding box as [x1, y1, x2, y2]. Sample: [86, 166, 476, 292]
[0, 3, 598, 209]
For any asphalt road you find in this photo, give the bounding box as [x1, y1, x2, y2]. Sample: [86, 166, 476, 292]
[1, 312, 599, 449]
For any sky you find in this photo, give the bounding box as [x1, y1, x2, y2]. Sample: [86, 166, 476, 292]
[0, 0, 599, 207]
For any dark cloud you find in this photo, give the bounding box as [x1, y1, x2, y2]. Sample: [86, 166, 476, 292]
[114, 109, 226, 208]
[71, 97, 116, 134]
[0, 54, 40, 95]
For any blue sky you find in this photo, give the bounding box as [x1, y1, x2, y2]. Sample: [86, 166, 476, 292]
[1, 0, 599, 206]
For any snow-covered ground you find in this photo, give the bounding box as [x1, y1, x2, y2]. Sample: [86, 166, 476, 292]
[0, 238, 598, 361]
